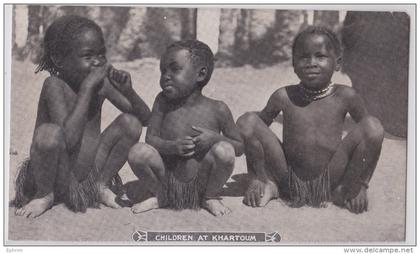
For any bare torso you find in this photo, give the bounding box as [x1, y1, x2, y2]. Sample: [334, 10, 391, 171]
[160, 97, 220, 140]
[281, 85, 348, 180]
[34, 77, 104, 179]
[158, 95, 222, 181]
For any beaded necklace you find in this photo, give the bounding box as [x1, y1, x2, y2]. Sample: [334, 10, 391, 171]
[299, 83, 334, 101]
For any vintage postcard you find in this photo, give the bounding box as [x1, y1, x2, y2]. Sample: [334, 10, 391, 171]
[3, 4, 416, 246]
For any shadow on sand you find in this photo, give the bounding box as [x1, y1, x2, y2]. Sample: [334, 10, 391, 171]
[221, 173, 251, 197]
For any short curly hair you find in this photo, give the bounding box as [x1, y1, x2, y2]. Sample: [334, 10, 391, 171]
[35, 15, 103, 75]
[292, 25, 342, 57]
[165, 39, 215, 87]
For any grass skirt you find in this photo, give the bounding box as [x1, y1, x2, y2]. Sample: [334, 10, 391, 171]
[288, 166, 331, 208]
[14, 159, 33, 208]
[14, 158, 100, 213]
[66, 166, 100, 212]
[159, 170, 206, 210]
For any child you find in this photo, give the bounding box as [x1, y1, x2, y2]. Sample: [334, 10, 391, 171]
[237, 26, 384, 214]
[127, 40, 243, 216]
[14, 15, 151, 218]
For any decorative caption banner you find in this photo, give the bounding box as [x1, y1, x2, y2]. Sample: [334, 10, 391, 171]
[132, 231, 281, 243]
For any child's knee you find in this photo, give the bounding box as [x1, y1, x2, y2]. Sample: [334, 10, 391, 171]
[33, 124, 65, 152]
[211, 141, 235, 167]
[360, 116, 384, 143]
[236, 112, 259, 138]
[116, 113, 142, 140]
[128, 143, 156, 167]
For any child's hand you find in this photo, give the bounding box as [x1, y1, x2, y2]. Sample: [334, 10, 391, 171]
[82, 64, 110, 93]
[175, 136, 196, 157]
[244, 179, 265, 207]
[191, 126, 219, 152]
[108, 66, 133, 95]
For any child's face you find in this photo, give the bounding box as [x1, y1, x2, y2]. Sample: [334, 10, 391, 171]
[160, 48, 200, 100]
[60, 28, 107, 87]
[293, 34, 340, 90]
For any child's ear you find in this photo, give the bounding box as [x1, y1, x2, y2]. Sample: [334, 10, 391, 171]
[50, 55, 64, 69]
[196, 67, 208, 82]
[335, 55, 343, 71]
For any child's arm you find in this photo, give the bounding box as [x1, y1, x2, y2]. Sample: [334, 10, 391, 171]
[44, 65, 108, 149]
[343, 87, 372, 213]
[145, 94, 195, 157]
[191, 101, 244, 156]
[257, 88, 284, 126]
[103, 67, 151, 124]
[250, 89, 285, 183]
[345, 87, 369, 122]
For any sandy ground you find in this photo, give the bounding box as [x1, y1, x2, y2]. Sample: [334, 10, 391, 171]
[6, 59, 407, 244]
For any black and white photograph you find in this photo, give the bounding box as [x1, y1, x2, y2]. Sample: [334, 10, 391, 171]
[3, 4, 416, 246]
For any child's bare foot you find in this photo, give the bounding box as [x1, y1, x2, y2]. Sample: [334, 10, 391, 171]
[202, 199, 231, 216]
[243, 179, 279, 207]
[333, 184, 368, 214]
[345, 186, 368, 214]
[98, 185, 121, 208]
[15, 192, 54, 218]
[260, 180, 279, 206]
[131, 197, 159, 214]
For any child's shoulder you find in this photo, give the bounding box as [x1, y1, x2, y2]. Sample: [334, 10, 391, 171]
[333, 84, 360, 99]
[40, 76, 69, 97]
[42, 76, 67, 90]
[202, 96, 230, 113]
[271, 84, 299, 100]
[44, 75, 66, 85]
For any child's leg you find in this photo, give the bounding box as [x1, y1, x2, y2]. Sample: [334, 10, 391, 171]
[94, 113, 142, 208]
[127, 142, 166, 213]
[199, 141, 235, 216]
[328, 116, 384, 214]
[236, 112, 289, 207]
[16, 123, 67, 218]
